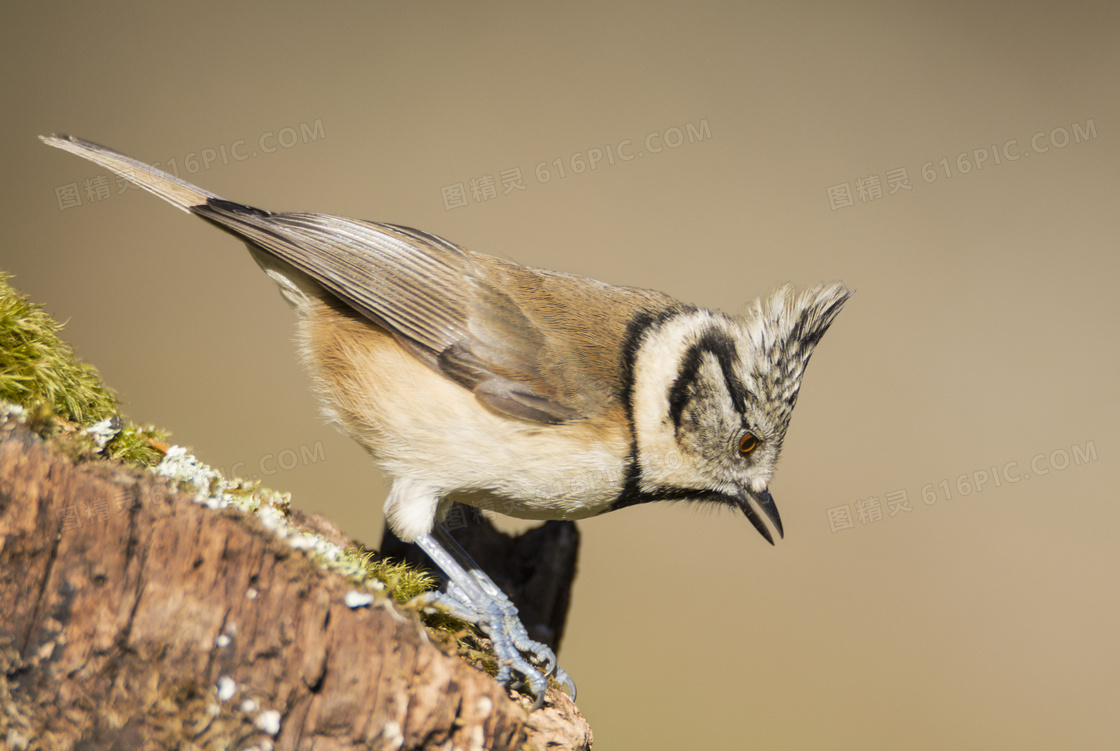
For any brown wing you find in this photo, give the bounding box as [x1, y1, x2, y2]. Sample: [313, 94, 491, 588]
[40, 135, 681, 423]
[192, 200, 678, 424]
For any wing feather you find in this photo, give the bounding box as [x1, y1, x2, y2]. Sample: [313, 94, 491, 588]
[192, 200, 657, 423]
[40, 135, 677, 426]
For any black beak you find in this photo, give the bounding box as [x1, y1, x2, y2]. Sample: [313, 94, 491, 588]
[738, 487, 784, 545]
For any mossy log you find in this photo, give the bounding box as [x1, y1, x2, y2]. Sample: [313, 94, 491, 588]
[0, 417, 591, 750]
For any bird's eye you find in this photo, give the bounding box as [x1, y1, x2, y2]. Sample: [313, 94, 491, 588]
[738, 432, 759, 456]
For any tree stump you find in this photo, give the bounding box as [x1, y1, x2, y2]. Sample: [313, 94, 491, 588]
[0, 414, 592, 750]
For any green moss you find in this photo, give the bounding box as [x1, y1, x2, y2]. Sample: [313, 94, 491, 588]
[0, 271, 118, 424]
[0, 271, 174, 467]
[345, 548, 490, 654]
[352, 550, 438, 604]
[105, 422, 171, 466]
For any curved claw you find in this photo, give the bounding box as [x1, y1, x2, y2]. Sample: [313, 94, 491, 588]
[503, 652, 549, 710]
[506, 620, 557, 674]
[553, 667, 577, 700]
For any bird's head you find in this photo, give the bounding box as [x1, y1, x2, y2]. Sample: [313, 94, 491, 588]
[629, 283, 852, 543]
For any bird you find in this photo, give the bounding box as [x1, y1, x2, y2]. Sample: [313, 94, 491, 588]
[41, 133, 852, 709]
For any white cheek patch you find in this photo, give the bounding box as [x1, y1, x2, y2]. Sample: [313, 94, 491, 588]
[631, 312, 726, 493]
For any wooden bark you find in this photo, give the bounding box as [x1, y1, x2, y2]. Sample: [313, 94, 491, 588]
[0, 417, 592, 750]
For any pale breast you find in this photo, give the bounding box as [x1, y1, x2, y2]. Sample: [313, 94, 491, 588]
[297, 295, 633, 519]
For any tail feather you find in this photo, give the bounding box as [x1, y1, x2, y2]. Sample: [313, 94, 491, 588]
[40, 134, 219, 212]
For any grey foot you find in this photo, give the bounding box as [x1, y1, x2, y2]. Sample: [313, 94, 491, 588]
[414, 527, 577, 708]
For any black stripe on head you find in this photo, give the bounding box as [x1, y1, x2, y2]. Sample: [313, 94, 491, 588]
[613, 305, 689, 512]
[667, 327, 753, 432]
[618, 306, 688, 428]
[613, 315, 757, 513]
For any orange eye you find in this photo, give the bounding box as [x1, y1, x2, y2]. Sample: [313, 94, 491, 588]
[739, 433, 759, 456]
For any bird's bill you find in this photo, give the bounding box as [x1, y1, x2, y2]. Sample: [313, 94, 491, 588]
[738, 487, 784, 545]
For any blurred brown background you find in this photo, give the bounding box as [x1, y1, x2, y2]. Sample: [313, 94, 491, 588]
[3, 2, 1118, 748]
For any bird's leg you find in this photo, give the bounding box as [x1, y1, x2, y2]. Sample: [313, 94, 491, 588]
[412, 525, 575, 708]
[431, 525, 576, 698]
